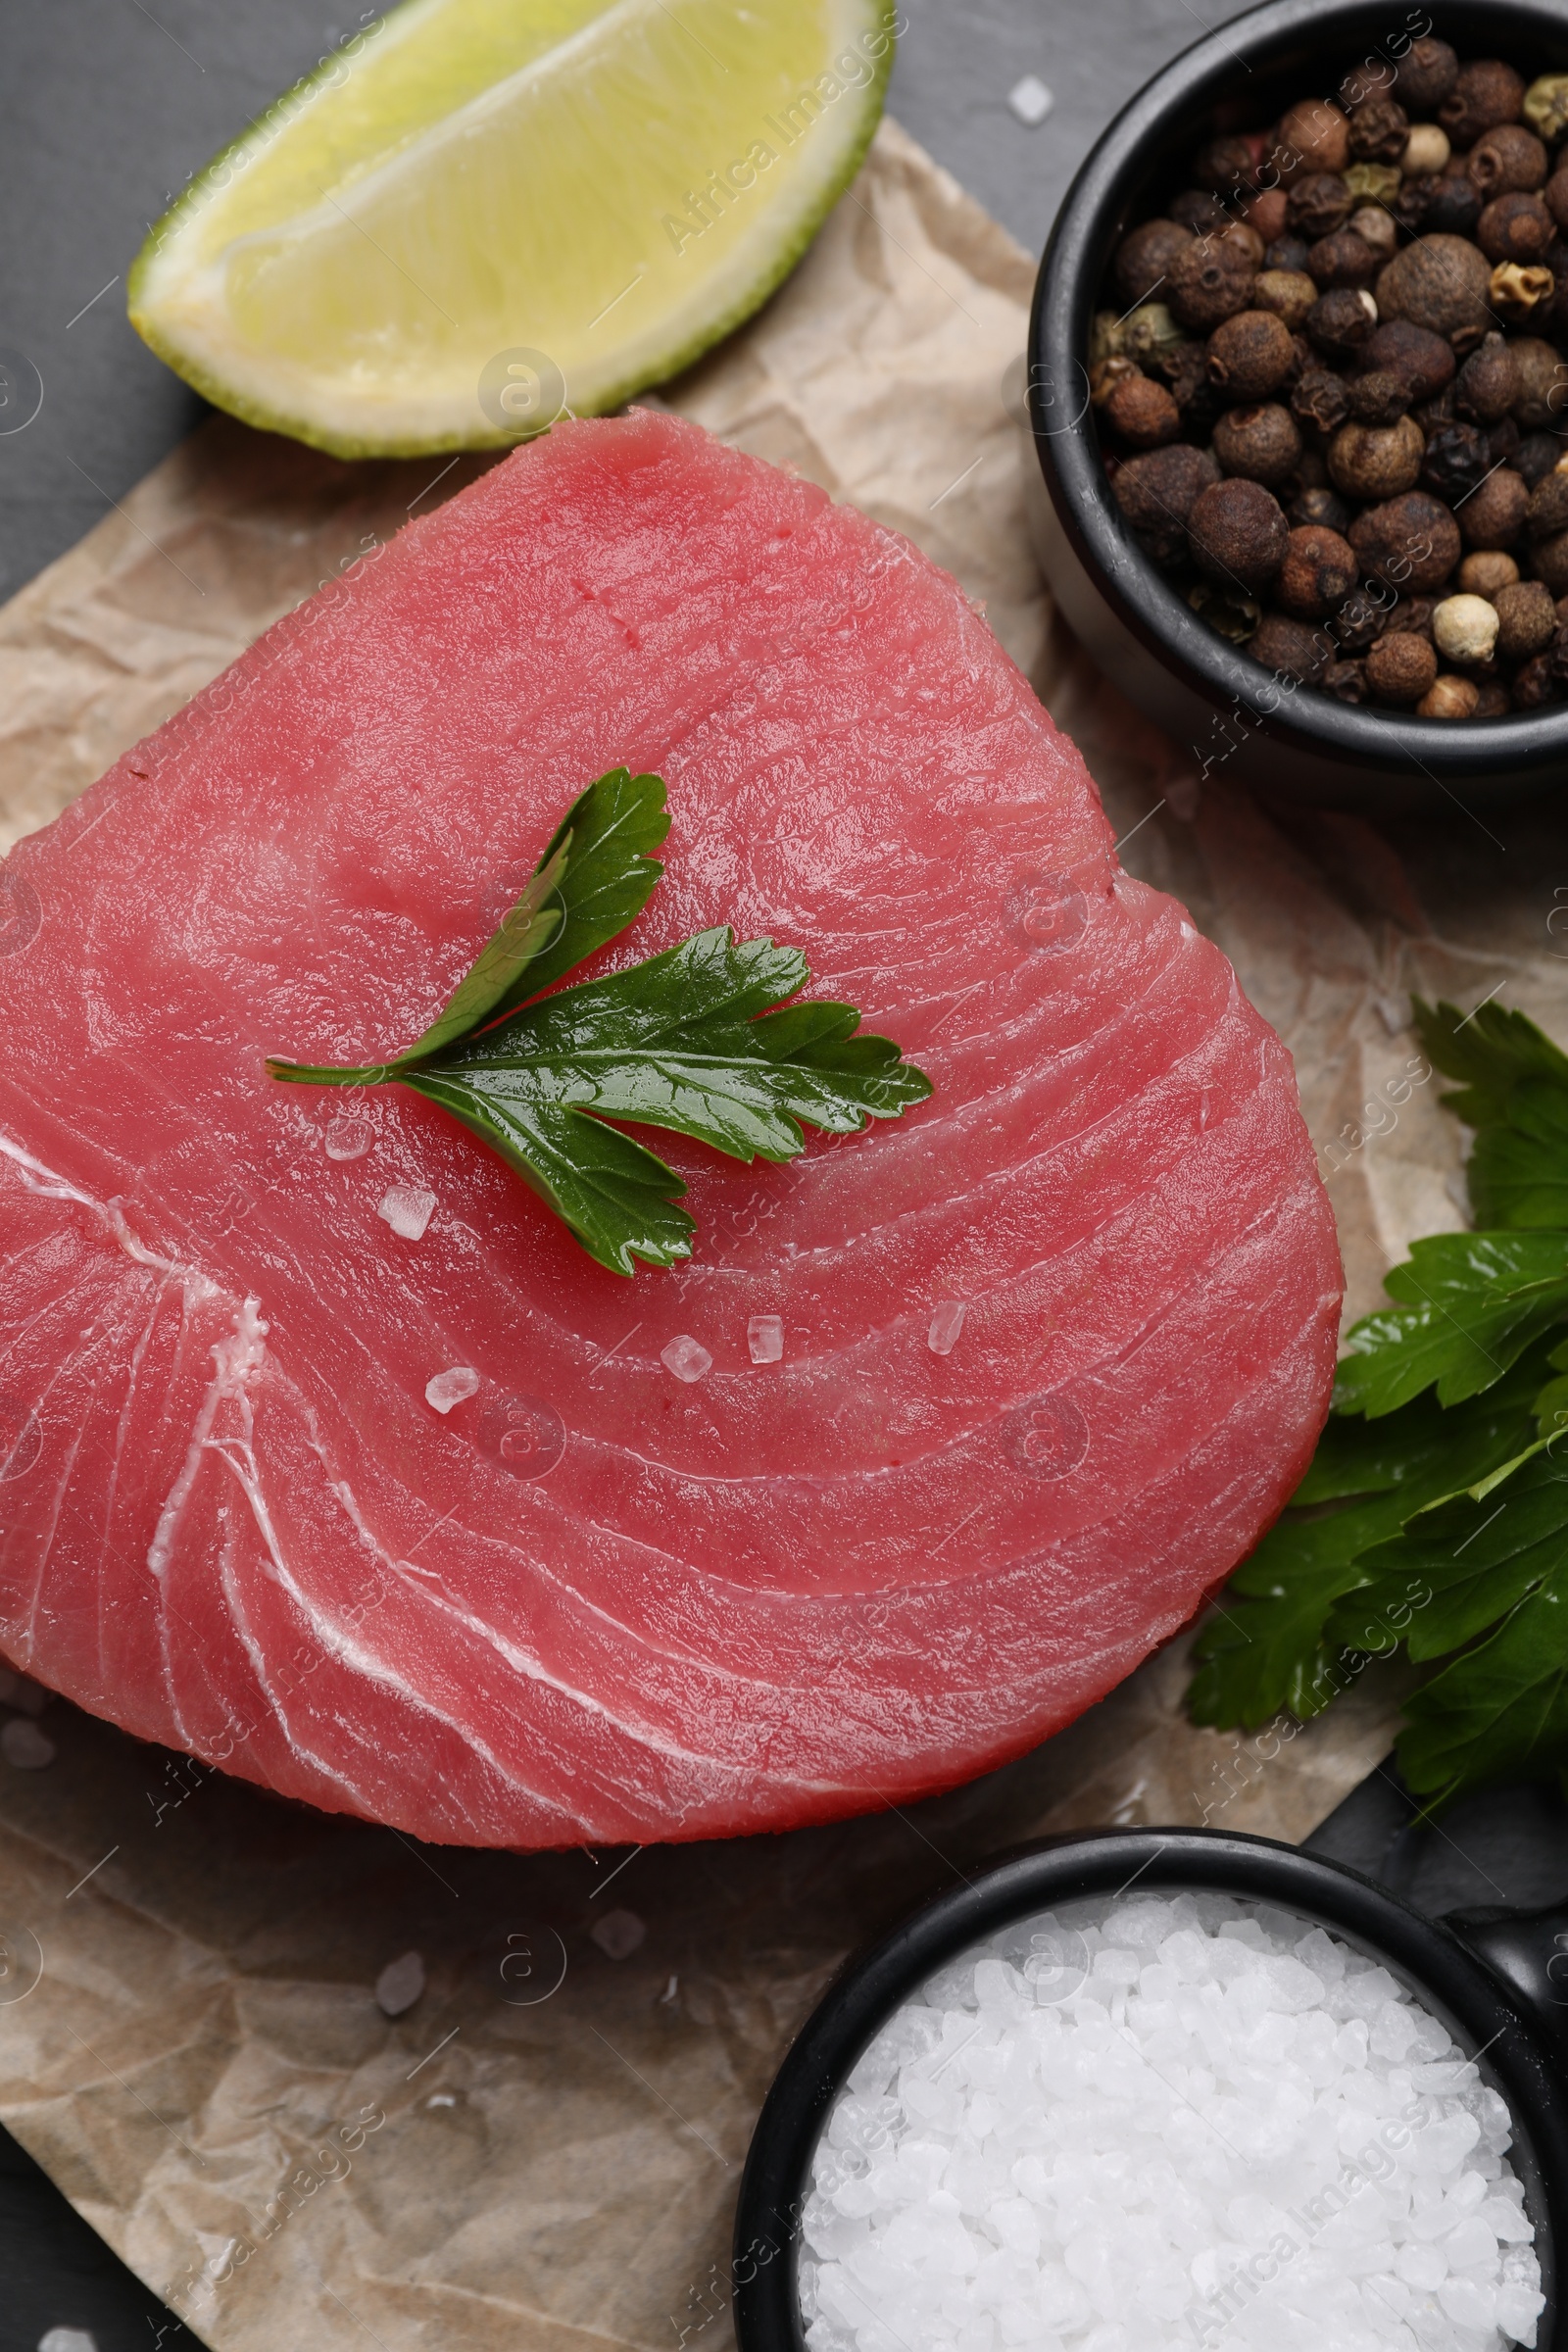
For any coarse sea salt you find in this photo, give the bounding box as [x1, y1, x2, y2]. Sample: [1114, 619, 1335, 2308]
[799, 1892, 1544, 2352]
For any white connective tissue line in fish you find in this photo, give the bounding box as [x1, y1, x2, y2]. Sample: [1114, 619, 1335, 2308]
[800, 1891, 1544, 2352]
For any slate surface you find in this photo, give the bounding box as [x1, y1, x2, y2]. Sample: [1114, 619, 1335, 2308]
[0, 4, 1563, 2346]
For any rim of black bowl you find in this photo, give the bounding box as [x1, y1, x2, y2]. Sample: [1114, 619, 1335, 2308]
[1028, 0, 1568, 804]
[731, 1828, 1566, 2352]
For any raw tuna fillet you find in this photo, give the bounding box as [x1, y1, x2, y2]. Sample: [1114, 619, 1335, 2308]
[0, 411, 1341, 1847]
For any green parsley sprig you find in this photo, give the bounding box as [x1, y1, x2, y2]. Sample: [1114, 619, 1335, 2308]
[268, 769, 932, 1275]
[1188, 995, 1568, 1809]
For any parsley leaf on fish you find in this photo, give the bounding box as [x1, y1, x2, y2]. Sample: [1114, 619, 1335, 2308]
[1187, 994, 1568, 1809]
[268, 769, 931, 1275]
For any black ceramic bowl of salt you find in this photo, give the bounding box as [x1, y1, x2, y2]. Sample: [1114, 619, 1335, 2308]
[1024, 0, 1568, 816]
[730, 1829, 1568, 2352]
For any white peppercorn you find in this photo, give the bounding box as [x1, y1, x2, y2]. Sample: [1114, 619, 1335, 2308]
[1432, 594, 1500, 663]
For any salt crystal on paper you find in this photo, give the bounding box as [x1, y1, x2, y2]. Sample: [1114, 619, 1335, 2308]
[378, 1185, 436, 1240]
[375, 1949, 425, 2017]
[662, 1335, 712, 1384]
[324, 1113, 372, 1160]
[590, 1907, 646, 1960]
[1007, 74, 1054, 126]
[3, 1718, 55, 1769]
[928, 1301, 966, 1355]
[749, 1315, 784, 1364]
[799, 1892, 1544, 2352]
[425, 1366, 480, 1414]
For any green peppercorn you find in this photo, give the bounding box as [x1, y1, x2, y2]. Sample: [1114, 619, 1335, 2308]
[1523, 73, 1568, 142]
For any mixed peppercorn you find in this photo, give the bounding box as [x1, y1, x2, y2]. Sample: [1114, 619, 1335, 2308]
[1097, 37, 1568, 717]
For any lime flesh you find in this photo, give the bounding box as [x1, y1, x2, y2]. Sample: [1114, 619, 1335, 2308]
[128, 0, 895, 458]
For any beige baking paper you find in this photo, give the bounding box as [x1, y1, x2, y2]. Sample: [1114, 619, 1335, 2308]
[0, 114, 1563, 2352]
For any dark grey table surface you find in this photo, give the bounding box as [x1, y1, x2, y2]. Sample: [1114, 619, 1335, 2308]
[0, 5, 1564, 2348]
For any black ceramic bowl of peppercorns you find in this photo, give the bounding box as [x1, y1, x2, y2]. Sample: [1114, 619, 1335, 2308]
[1027, 0, 1568, 813]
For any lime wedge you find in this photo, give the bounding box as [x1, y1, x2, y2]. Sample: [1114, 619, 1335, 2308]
[127, 0, 895, 458]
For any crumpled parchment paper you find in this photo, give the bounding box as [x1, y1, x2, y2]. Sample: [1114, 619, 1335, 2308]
[0, 113, 1564, 2352]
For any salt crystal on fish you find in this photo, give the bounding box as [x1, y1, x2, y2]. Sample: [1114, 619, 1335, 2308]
[425, 1366, 479, 1414]
[749, 1315, 785, 1364]
[662, 1335, 711, 1384]
[378, 1185, 436, 1241]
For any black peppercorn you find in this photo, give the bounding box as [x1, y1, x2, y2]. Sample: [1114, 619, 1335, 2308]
[1533, 529, 1568, 595]
[1250, 612, 1332, 682]
[1157, 338, 1213, 406]
[1330, 416, 1424, 500]
[1188, 475, 1291, 590]
[1253, 269, 1319, 333]
[1440, 60, 1526, 149]
[1112, 443, 1222, 564]
[1114, 220, 1197, 307]
[1347, 370, 1413, 426]
[1393, 35, 1459, 115]
[1195, 134, 1259, 195]
[1513, 431, 1561, 488]
[1277, 100, 1350, 179]
[1277, 523, 1360, 616]
[1323, 658, 1368, 701]
[1359, 322, 1455, 402]
[1348, 96, 1409, 163]
[1477, 192, 1555, 267]
[1292, 368, 1350, 434]
[1513, 649, 1557, 706]
[1105, 374, 1183, 448]
[1454, 333, 1521, 424]
[1289, 172, 1354, 238]
[1545, 166, 1568, 237]
[1375, 235, 1493, 340]
[1168, 241, 1257, 332]
[1419, 175, 1483, 238]
[1290, 483, 1354, 533]
[1170, 189, 1228, 237]
[1380, 597, 1438, 644]
[1306, 287, 1378, 356]
[1527, 468, 1568, 539]
[1349, 491, 1462, 592]
[1509, 338, 1565, 430]
[1422, 422, 1492, 499]
[1366, 630, 1440, 704]
[1306, 229, 1380, 288]
[1472, 680, 1513, 717]
[1332, 589, 1386, 653]
[1467, 123, 1548, 197]
[1213, 402, 1302, 485]
[1458, 466, 1529, 550]
[1393, 175, 1439, 236]
[1264, 235, 1313, 274]
[1494, 578, 1557, 659]
[1205, 309, 1296, 399]
[1489, 416, 1521, 472]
